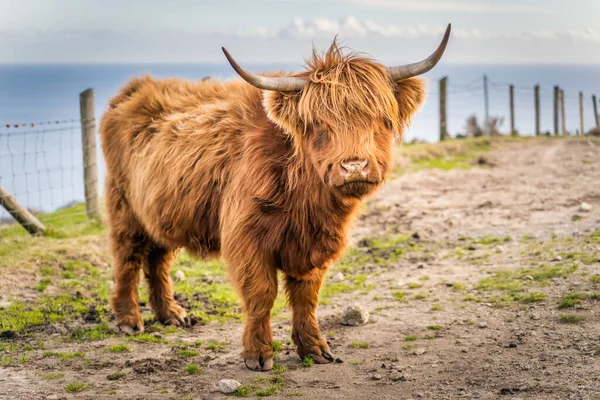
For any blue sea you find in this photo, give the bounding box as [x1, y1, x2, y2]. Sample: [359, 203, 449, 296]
[1, 63, 599, 216]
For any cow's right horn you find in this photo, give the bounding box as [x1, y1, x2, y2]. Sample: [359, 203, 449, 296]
[222, 47, 306, 92]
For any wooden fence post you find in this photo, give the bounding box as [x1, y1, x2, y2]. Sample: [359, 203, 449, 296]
[579, 92, 584, 136]
[439, 76, 448, 141]
[509, 84, 516, 135]
[534, 85, 540, 136]
[560, 89, 566, 136]
[79, 88, 100, 221]
[0, 185, 46, 235]
[593, 95, 599, 129]
[553, 86, 559, 136]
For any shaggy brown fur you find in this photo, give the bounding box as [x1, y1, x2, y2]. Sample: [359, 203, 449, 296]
[99, 41, 426, 370]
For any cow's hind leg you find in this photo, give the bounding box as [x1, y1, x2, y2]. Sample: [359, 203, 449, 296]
[145, 245, 187, 326]
[285, 269, 334, 364]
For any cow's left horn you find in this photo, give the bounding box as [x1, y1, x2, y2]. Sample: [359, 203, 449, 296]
[222, 47, 306, 92]
[387, 23, 451, 81]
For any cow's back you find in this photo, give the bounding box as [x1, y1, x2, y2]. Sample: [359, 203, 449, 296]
[99, 75, 253, 255]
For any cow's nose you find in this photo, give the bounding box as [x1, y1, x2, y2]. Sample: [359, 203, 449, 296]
[340, 159, 369, 180]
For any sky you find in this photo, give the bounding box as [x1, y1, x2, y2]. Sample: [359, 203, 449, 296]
[1, 0, 600, 64]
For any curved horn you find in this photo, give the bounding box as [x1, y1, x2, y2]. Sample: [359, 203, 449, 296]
[221, 47, 306, 92]
[387, 23, 451, 80]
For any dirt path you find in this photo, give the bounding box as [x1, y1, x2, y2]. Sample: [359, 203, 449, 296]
[1, 138, 599, 400]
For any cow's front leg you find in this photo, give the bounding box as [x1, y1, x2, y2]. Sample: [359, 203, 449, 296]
[234, 262, 278, 371]
[284, 269, 334, 364]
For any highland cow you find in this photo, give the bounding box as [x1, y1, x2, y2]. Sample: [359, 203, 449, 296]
[99, 25, 451, 371]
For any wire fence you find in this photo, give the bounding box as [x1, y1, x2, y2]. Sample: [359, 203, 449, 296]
[0, 120, 90, 234]
[432, 75, 600, 139]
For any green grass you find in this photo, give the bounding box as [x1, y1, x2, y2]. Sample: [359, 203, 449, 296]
[107, 371, 127, 380]
[205, 340, 227, 352]
[72, 324, 114, 342]
[43, 351, 85, 360]
[590, 275, 600, 284]
[272, 340, 283, 352]
[176, 349, 199, 357]
[255, 384, 282, 397]
[301, 357, 314, 368]
[558, 293, 585, 309]
[349, 341, 369, 349]
[236, 385, 252, 397]
[184, 363, 201, 374]
[430, 304, 444, 311]
[515, 292, 547, 303]
[559, 314, 587, 324]
[404, 335, 418, 342]
[392, 291, 407, 302]
[398, 137, 492, 173]
[272, 364, 287, 374]
[107, 344, 130, 353]
[41, 372, 65, 381]
[427, 325, 441, 331]
[127, 333, 164, 344]
[65, 382, 87, 393]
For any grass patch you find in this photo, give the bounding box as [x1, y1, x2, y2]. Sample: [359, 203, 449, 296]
[43, 351, 85, 360]
[349, 341, 369, 349]
[107, 371, 126, 381]
[404, 336, 418, 342]
[236, 385, 252, 397]
[107, 344, 130, 353]
[41, 372, 65, 381]
[272, 340, 283, 352]
[255, 384, 283, 397]
[392, 291, 406, 302]
[398, 137, 492, 173]
[205, 340, 227, 352]
[558, 293, 585, 309]
[71, 324, 115, 342]
[184, 363, 201, 374]
[127, 333, 164, 344]
[65, 382, 86, 393]
[430, 304, 444, 311]
[515, 292, 547, 303]
[301, 357, 314, 368]
[427, 325, 441, 331]
[272, 363, 287, 374]
[176, 349, 199, 357]
[559, 314, 587, 324]
[407, 282, 423, 289]
[590, 275, 600, 284]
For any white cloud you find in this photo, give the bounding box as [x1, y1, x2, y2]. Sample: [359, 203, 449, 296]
[217, 17, 600, 45]
[346, 0, 544, 14]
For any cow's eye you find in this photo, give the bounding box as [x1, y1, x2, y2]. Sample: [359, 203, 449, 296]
[315, 129, 328, 149]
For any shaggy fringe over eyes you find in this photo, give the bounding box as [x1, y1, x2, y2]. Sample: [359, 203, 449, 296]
[296, 39, 401, 137]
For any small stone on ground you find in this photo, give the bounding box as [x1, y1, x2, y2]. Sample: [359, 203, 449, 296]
[218, 379, 241, 394]
[340, 304, 370, 326]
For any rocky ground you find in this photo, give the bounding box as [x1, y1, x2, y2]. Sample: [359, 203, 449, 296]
[0, 137, 599, 400]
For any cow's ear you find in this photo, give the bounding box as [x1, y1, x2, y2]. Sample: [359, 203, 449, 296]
[393, 77, 427, 125]
[262, 91, 304, 135]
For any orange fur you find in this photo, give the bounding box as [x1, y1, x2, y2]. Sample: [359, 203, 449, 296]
[99, 40, 426, 369]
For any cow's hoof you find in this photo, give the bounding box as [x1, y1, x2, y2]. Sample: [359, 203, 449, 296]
[117, 315, 144, 335]
[300, 344, 335, 364]
[156, 304, 187, 327]
[306, 349, 335, 364]
[244, 356, 274, 371]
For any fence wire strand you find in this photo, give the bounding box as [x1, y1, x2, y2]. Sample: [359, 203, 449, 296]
[0, 120, 89, 235]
